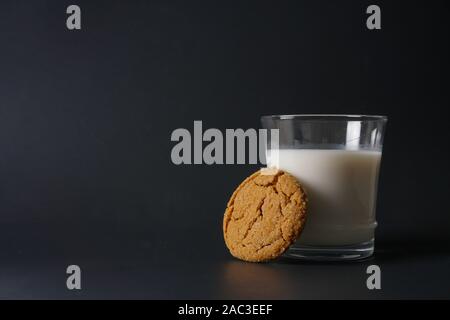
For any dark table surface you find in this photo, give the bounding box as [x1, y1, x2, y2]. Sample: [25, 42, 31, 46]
[1, 229, 449, 299]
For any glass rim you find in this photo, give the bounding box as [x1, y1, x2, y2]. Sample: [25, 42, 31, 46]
[261, 114, 388, 122]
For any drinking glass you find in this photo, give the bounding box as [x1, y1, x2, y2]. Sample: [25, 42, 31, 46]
[261, 114, 387, 261]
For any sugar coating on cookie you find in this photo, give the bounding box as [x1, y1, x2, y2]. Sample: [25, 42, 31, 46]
[223, 169, 308, 262]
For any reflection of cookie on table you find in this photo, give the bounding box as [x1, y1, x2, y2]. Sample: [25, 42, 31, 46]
[223, 169, 308, 262]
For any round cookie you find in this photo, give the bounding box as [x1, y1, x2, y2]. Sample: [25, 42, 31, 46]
[223, 169, 308, 262]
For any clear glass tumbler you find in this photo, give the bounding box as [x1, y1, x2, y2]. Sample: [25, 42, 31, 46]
[261, 114, 387, 261]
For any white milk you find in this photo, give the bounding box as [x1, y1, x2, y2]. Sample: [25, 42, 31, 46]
[267, 149, 381, 246]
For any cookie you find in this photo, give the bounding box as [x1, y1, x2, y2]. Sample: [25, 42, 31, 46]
[223, 169, 308, 262]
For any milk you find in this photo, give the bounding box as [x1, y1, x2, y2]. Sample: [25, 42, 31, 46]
[267, 149, 381, 246]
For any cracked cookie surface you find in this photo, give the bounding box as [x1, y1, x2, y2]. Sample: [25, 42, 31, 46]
[223, 169, 308, 262]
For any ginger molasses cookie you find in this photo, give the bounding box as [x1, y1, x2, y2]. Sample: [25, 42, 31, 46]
[223, 169, 308, 262]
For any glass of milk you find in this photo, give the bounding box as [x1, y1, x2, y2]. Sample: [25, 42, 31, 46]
[261, 114, 387, 261]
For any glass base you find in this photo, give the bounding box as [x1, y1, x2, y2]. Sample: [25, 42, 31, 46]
[283, 239, 374, 261]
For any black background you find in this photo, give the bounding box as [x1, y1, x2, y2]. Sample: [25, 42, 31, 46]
[0, 0, 449, 299]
